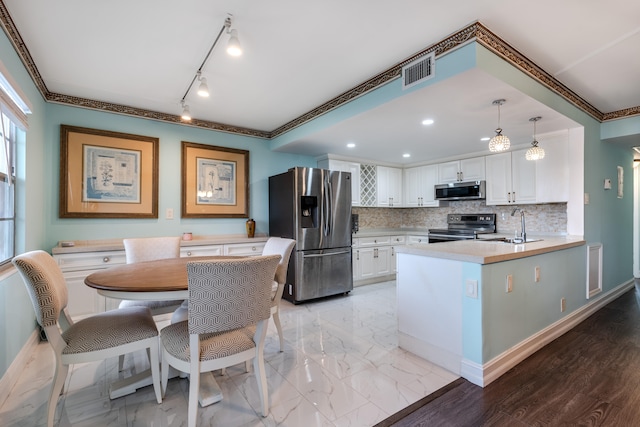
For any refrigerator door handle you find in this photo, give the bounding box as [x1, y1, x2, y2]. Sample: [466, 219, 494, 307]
[323, 175, 332, 236]
[303, 250, 351, 258]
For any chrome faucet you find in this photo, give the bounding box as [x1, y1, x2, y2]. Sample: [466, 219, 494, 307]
[511, 207, 526, 242]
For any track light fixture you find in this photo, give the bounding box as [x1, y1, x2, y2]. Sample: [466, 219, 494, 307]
[196, 72, 209, 97]
[181, 102, 191, 121]
[488, 99, 511, 152]
[226, 29, 242, 56]
[526, 116, 545, 161]
[178, 14, 241, 119]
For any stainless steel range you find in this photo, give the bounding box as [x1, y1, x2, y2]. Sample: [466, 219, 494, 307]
[428, 214, 496, 243]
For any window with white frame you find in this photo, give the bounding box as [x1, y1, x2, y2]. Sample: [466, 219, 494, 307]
[0, 68, 29, 268]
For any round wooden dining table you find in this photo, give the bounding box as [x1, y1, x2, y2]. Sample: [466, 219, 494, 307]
[84, 256, 239, 301]
[84, 255, 241, 406]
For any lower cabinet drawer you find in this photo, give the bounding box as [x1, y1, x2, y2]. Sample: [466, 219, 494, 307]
[180, 245, 224, 257]
[54, 251, 126, 271]
[224, 242, 265, 256]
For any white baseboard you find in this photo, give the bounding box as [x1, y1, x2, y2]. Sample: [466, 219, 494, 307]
[399, 332, 461, 375]
[461, 279, 635, 387]
[0, 330, 40, 408]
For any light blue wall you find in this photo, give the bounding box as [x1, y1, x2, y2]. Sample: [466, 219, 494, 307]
[0, 23, 48, 379]
[42, 105, 316, 249]
[472, 246, 585, 363]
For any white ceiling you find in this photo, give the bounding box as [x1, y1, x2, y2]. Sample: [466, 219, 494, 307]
[3, 0, 640, 165]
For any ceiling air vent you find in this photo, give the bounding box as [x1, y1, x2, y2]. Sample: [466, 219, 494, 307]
[402, 52, 435, 90]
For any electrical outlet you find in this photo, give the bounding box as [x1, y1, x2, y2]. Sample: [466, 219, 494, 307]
[465, 279, 478, 299]
[166, 208, 174, 219]
[506, 274, 513, 293]
[561, 297, 566, 312]
[534, 266, 540, 283]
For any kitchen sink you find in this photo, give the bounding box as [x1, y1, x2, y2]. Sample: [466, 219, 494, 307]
[478, 237, 543, 244]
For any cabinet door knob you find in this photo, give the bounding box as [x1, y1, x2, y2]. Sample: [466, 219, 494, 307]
[103, 257, 110, 263]
[252, 246, 256, 251]
[187, 251, 192, 256]
[513, 192, 516, 203]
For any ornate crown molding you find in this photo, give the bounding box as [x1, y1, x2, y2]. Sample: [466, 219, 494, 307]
[46, 92, 270, 138]
[0, 0, 637, 140]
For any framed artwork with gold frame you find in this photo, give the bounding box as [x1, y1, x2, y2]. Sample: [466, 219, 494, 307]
[181, 141, 249, 218]
[59, 125, 159, 218]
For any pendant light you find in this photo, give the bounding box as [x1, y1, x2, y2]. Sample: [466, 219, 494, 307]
[526, 116, 545, 160]
[488, 99, 510, 152]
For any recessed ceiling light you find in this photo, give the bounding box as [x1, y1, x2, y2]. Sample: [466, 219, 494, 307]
[403, 153, 411, 158]
[480, 137, 490, 141]
[421, 119, 434, 126]
[347, 143, 356, 148]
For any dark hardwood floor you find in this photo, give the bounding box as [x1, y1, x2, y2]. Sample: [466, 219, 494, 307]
[379, 282, 640, 426]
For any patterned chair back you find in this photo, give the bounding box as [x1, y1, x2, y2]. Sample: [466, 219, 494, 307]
[12, 250, 69, 328]
[186, 255, 280, 335]
[123, 236, 181, 264]
[261, 237, 296, 285]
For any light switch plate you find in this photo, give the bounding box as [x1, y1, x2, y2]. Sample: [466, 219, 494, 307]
[465, 279, 478, 299]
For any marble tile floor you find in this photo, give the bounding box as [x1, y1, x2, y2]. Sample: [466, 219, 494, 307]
[0, 281, 458, 426]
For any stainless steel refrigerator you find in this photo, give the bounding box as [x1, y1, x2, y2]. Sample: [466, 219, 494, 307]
[269, 167, 353, 304]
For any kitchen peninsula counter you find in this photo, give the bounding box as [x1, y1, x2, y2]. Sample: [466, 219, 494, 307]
[396, 234, 588, 388]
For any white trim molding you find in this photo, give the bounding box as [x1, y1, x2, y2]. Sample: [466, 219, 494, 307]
[461, 279, 635, 387]
[0, 330, 39, 407]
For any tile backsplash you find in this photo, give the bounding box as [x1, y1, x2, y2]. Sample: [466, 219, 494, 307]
[352, 201, 567, 234]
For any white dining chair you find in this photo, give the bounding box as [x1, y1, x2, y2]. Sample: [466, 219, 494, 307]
[12, 250, 162, 427]
[160, 255, 280, 427]
[261, 237, 296, 351]
[118, 236, 184, 315]
[118, 236, 183, 370]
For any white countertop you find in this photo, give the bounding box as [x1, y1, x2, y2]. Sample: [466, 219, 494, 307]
[396, 235, 585, 264]
[52, 234, 269, 255]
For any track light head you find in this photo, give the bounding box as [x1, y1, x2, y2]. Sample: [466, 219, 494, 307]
[180, 103, 191, 121]
[227, 29, 242, 56]
[197, 76, 209, 97]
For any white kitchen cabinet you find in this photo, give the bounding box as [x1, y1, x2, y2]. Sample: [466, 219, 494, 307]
[354, 247, 376, 281]
[375, 246, 392, 276]
[404, 164, 439, 207]
[352, 234, 404, 283]
[438, 157, 485, 184]
[535, 134, 569, 203]
[53, 250, 127, 319]
[53, 237, 266, 320]
[388, 235, 405, 273]
[317, 158, 361, 206]
[485, 150, 536, 205]
[377, 166, 403, 207]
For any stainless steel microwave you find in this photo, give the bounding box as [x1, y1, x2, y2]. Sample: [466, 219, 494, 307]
[434, 180, 486, 201]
